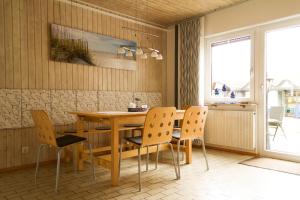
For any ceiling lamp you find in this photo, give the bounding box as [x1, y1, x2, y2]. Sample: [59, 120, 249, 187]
[125, 50, 133, 57]
[141, 53, 148, 59]
[117, 47, 125, 54]
[156, 54, 163, 60]
[151, 51, 158, 58]
[136, 48, 143, 55]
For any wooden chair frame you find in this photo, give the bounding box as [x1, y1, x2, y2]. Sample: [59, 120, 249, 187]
[119, 107, 178, 191]
[174, 106, 209, 179]
[31, 110, 95, 192]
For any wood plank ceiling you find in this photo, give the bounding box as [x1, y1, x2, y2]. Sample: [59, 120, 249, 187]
[79, 0, 247, 27]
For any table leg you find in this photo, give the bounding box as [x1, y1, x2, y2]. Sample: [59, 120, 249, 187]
[185, 139, 192, 164]
[75, 117, 85, 170]
[111, 118, 120, 186]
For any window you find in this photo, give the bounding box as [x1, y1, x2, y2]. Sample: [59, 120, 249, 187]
[206, 34, 253, 102]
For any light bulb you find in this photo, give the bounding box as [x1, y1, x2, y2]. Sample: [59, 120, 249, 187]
[117, 47, 125, 54]
[125, 50, 133, 57]
[156, 54, 163, 60]
[136, 48, 143, 55]
[151, 51, 158, 58]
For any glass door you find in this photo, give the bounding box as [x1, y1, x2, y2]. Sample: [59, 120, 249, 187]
[264, 24, 300, 157]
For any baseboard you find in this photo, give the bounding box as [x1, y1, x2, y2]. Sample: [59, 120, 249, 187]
[0, 160, 57, 173]
[193, 144, 258, 156]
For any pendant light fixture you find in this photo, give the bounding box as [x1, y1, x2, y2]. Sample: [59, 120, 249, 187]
[116, 0, 163, 61]
[141, 53, 148, 59]
[117, 47, 126, 54]
[125, 50, 133, 57]
[156, 54, 163, 60]
[151, 50, 158, 58]
[136, 48, 143, 55]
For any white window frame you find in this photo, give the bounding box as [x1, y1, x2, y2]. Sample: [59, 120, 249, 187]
[256, 17, 300, 161]
[204, 30, 255, 104]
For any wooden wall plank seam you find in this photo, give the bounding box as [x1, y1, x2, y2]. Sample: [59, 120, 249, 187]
[0, 0, 166, 170]
[4, 0, 14, 89]
[0, 0, 5, 88]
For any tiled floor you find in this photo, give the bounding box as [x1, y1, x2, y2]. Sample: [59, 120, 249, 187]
[1, 148, 300, 200]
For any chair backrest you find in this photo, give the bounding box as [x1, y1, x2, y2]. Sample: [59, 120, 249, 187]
[180, 106, 208, 140]
[269, 106, 284, 122]
[142, 107, 176, 146]
[181, 105, 190, 110]
[31, 110, 57, 146]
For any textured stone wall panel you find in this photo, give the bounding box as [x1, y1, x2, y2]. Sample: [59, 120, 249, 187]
[77, 90, 98, 112]
[21, 90, 51, 127]
[0, 89, 162, 129]
[0, 89, 21, 129]
[147, 92, 162, 108]
[98, 91, 117, 111]
[116, 92, 133, 111]
[50, 90, 76, 125]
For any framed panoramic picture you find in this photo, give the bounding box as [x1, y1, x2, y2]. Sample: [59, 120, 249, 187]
[50, 23, 137, 70]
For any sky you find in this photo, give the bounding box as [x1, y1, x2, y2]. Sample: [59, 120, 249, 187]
[211, 25, 300, 95]
[266, 26, 300, 87]
[211, 38, 251, 91]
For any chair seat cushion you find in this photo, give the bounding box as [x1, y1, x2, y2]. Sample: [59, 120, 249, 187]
[56, 135, 87, 147]
[268, 119, 280, 126]
[172, 130, 181, 140]
[123, 123, 143, 127]
[173, 124, 181, 129]
[126, 136, 142, 145]
[95, 126, 111, 130]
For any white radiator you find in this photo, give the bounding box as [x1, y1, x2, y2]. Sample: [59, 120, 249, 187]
[204, 109, 256, 152]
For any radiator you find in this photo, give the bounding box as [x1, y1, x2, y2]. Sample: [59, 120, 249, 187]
[203, 109, 256, 152]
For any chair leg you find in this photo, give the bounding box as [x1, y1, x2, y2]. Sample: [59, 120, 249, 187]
[138, 147, 142, 192]
[169, 143, 178, 179]
[273, 125, 279, 141]
[119, 143, 122, 177]
[201, 138, 209, 171]
[146, 146, 149, 171]
[55, 148, 62, 193]
[88, 143, 96, 180]
[181, 140, 185, 161]
[72, 144, 78, 174]
[35, 144, 44, 184]
[155, 144, 159, 170]
[280, 125, 287, 138]
[177, 140, 181, 179]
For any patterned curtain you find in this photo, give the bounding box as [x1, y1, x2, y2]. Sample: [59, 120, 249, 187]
[179, 18, 201, 107]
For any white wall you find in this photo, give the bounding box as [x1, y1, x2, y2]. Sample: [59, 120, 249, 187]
[205, 0, 300, 36]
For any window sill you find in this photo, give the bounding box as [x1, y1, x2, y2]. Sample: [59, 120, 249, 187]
[205, 103, 257, 112]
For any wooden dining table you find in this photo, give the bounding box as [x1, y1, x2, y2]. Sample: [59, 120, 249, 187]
[70, 110, 192, 186]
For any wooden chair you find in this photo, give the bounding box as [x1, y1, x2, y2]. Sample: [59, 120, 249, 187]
[174, 105, 190, 161]
[59, 115, 144, 169]
[31, 110, 95, 193]
[268, 106, 286, 140]
[120, 107, 178, 191]
[172, 106, 209, 179]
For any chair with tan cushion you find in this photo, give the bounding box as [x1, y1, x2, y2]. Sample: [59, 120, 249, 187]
[172, 106, 209, 179]
[119, 107, 178, 191]
[31, 110, 95, 192]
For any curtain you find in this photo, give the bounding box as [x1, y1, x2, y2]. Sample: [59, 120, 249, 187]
[179, 18, 201, 107]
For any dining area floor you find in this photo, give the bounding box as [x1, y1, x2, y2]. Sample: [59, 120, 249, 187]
[1, 148, 300, 200]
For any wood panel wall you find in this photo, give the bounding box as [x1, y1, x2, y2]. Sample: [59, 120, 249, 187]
[0, 0, 166, 92]
[0, 0, 167, 170]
